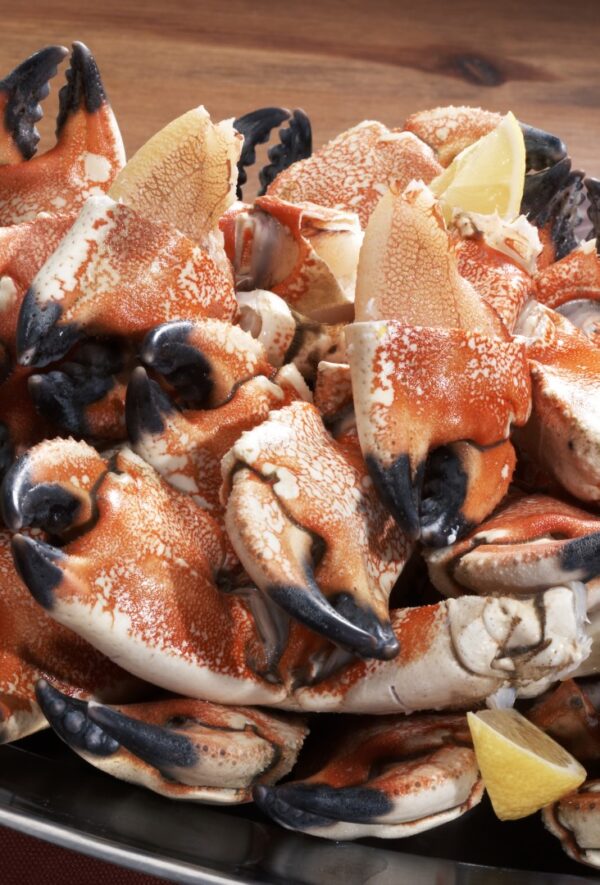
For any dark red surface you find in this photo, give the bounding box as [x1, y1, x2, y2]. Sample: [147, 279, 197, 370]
[0, 826, 171, 885]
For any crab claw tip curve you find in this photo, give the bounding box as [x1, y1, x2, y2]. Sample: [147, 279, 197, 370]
[11, 534, 64, 609]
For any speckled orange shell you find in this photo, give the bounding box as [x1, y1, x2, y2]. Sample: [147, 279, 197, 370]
[455, 236, 534, 333]
[223, 400, 410, 618]
[536, 246, 600, 309]
[0, 103, 124, 226]
[0, 529, 134, 741]
[403, 106, 502, 167]
[29, 197, 237, 341]
[268, 122, 442, 227]
[347, 321, 531, 470]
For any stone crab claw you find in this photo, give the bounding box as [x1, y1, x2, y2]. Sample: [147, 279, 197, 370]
[222, 401, 411, 660]
[266, 120, 442, 227]
[404, 105, 567, 171]
[0, 527, 138, 745]
[425, 493, 600, 600]
[521, 157, 585, 267]
[16, 194, 237, 368]
[3, 437, 286, 706]
[35, 680, 307, 804]
[528, 679, 600, 762]
[543, 781, 600, 870]
[254, 713, 483, 840]
[514, 302, 600, 504]
[0, 42, 125, 225]
[348, 181, 531, 545]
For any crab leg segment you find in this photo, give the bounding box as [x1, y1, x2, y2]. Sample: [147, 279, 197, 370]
[535, 240, 600, 346]
[347, 320, 529, 544]
[222, 401, 410, 660]
[16, 195, 237, 368]
[528, 679, 600, 762]
[543, 781, 600, 869]
[255, 714, 482, 840]
[36, 681, 307, 804]
[0, 529, 136, 744]
[267, 121, 442, 227]
[293, 585, 590, 713]
[425, 493, 600, 599]
[0, 43, 125, 226]
[6, 439, 284, 706]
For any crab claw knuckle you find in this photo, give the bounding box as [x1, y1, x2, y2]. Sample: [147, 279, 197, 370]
[543, 781, 600, 868]
[1, 438, 103, 532]
[223, 401, 409, 659]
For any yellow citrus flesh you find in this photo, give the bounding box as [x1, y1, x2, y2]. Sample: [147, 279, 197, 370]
[467, 709, 586, 821]
[108, 106, 242, 242]
[430, 111, 526, 221]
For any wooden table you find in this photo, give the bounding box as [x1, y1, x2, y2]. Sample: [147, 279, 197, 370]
[1, 0, 599, 175]
[1, 2, 599, 881]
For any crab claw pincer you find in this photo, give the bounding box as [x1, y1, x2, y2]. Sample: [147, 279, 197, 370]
[254, 713, 482, 839]
[425, 492, 600, 599]
[16, 195, 237, 368]
[222, 400, 411, 660]
[0, 42, 125, 225]
[347, 181, 531, 545]
[35, 680, 307, 803]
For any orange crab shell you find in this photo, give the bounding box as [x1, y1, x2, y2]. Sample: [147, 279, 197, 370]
[535, 242, 600, 311]
[403, 106, 502, 167]
[267, 121, 442, 227]
[0, 528, 136, 742]
[347, 320, 531, 470]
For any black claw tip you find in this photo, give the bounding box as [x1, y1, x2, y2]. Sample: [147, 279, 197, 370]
[520, 122, 567, 172]
[16, 287, 80, 368]
[585, 178, 600, 247]
[35, 680, 120, 756]
[366, 454, 422, 541]
[521, 158, 585, 261]
[0, 45, 68, 160]
[0, 422, 13, 482]
[561, 532, 600, 582]
[419, 446, 469, 548]
[29, 344, 120, 436]
[258, 109, 312, 195]
[140, 322, 213, 407]
[330, 593, 399, 660]
[253, 783, 335, 830]
[11, 534, 64, 609]
[125, 366, 174, 444]
[269, 581, 397, 661]
[88, 703, 197, 772]
[265, 782, 393, 825]
[233, 107, 291, 199]
[1, 453, 83, 534]
[56, 42, 106, 136]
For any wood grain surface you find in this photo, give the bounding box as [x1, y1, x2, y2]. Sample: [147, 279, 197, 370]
[1, 0, 599, 178]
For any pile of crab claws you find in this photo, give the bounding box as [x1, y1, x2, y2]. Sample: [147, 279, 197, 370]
[425, 493, 600, 599]
[253, 713, 482, 840]
[0, 45, 68, 164]
[35, 680, 308, 802]
[222, 400, 409, 660]
[0, 42, 125, 226]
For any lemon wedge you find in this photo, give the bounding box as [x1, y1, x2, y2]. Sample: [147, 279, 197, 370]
[467, 709, 586, 820]
[430, 111, 525, 221]
[108, 106, 242, 242]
